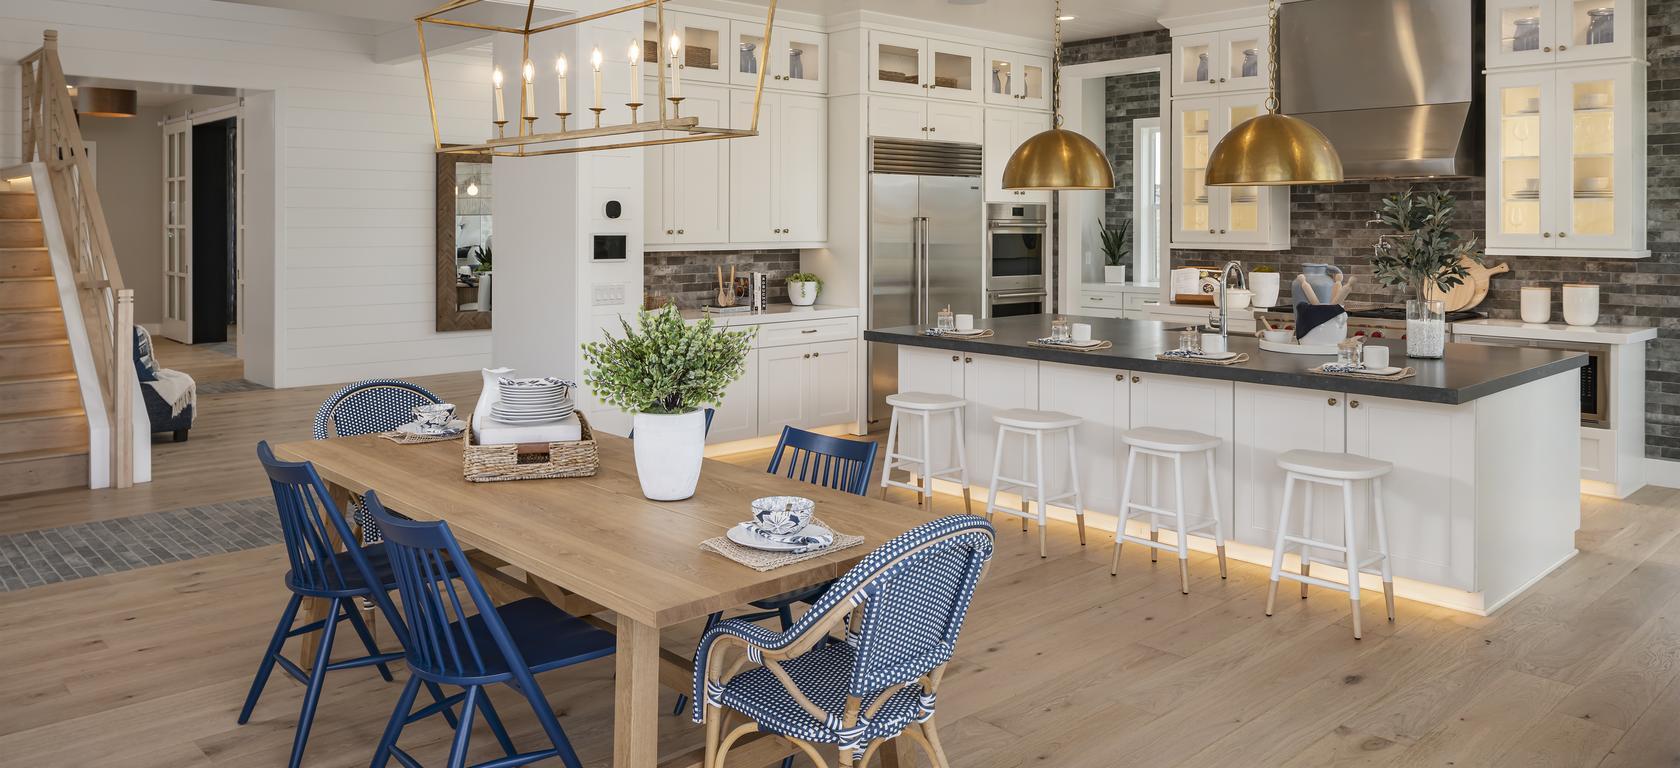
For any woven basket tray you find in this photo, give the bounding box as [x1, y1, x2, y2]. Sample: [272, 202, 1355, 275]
[462, 411, 599, 482]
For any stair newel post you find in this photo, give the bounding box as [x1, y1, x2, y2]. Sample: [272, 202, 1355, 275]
[114, 289, 134, 488]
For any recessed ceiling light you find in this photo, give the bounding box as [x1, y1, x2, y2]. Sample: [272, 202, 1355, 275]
[1057, 14, 1077, 20]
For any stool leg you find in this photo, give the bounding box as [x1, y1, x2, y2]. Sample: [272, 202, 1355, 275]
[1066, 427, 1085, 546]
[1018, 434, 1030, 532]
[1204, 447, 1226, 580]
[920, 411, 934, 512]
[1341, 479, 1363, 640]
[1112, 446, 1138, 575]
[1149, 454, 1160, 563]
[1300, 482, 1316, 599]
[1172, 452, 1190, 594]
[881, 407, 901, 499]
[955, 408, 974, 516]
[1266, 474, 1297, 617]
[1374, 477, 1395, 622]
[985, 425, 1006, 524]
[1034, 429, 1048, 559]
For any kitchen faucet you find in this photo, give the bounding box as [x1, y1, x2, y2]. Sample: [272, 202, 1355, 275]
[1213, 260, 1245, 344]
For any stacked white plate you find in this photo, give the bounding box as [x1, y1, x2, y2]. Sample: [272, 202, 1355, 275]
[491, 377, 574, 424]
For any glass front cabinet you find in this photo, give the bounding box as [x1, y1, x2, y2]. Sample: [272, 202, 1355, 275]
[984, 48, 1049, 109]
[644, 12, 731, 85]
[729, 21, 826, 93]
[1487, 0, 1644, 69]
[1171, 25, 1269, 96]
[1486, 63, 1645, 257]
[868, 32, 983, 103]
[1170, 94, 1288, 250]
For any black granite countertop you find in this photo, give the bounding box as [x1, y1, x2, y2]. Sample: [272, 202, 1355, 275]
[864, 315, 1587, 405]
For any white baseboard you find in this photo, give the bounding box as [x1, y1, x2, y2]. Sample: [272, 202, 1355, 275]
[1647, 457, 1680, 490]
[141, 322, 161, 336]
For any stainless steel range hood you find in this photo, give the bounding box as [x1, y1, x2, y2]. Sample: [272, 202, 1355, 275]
[1279, 0, 1483, 179]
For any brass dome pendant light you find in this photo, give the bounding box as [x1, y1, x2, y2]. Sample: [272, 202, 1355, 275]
[1001, 0, 1114, 191]
[1205, 0, 1342, 186]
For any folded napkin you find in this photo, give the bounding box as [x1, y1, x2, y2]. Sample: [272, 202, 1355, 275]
[1310, 364, 1417, 381]
[735, 522, 835, 553]
[476, 413, 584, 446]
[922, 328, 994, 338]
[1156, 350, 1250, 366]
[1027, 338, 1113, 352]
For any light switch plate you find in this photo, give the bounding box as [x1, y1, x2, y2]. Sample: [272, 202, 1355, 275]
[592, 282, 626, 306]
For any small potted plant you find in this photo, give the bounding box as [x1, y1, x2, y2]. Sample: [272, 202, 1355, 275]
[1098, 219, 1132, 284]
[581, 306, 754, 500]
[1370, 188, 1481, 358]
[787, 272, 822, 306]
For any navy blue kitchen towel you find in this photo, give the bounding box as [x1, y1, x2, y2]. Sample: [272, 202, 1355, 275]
[1294, 303, 1347, 340]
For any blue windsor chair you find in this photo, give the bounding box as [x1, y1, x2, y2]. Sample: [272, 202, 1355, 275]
[363, 491, 617, 768]
[313, 379, 444, 545]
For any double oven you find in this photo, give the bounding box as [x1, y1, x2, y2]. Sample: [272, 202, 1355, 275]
[984, 203, 1049, 318]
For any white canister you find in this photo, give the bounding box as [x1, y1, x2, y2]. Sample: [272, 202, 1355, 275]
[1520, 286, 1552, 324]
[1248, 272, 1281, 308]
[1562, 283, 1600, 327]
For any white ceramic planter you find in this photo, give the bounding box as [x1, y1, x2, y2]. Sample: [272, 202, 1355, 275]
[789, 281, 819, 306]
[632, 410, 707, 500]
[1563, 284, 1600, 326]
[1104, 265, 1126, 284]
[1248, 272, 1281, 308]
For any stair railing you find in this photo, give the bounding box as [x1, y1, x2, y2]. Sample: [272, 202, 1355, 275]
[19, 30, 135, 488]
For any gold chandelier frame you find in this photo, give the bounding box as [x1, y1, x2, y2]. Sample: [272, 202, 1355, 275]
[417, 0, 776, 158]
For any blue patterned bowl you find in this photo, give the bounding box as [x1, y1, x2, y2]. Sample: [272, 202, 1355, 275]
[750, 496, 814, 536]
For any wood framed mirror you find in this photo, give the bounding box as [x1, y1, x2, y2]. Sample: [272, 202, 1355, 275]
[436, 149, 493, 331]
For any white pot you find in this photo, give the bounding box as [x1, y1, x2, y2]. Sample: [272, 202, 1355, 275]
[1562, 284, 1599, 326]
[1248, 272, 1281, 308]
[788, 281, 819, 306]
[632, 410, 707, 501]
[1104, 265, 1127, 284]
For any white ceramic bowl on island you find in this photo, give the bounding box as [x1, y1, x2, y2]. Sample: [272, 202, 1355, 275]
[632, 410, 708, 501]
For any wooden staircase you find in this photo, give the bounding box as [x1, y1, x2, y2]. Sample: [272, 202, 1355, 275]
[0, 180, 89, 496]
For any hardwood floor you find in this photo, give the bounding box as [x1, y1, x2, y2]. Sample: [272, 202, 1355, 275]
[1, 371, 1678, 766]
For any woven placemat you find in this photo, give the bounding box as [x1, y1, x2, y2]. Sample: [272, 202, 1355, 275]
[1309, 365, 1418, 381]
[700, 518, 866, 572]
[923, 328, 994, 339]
[380, 430, 462, 445]
[1027, 339, 1113, 352]
[1156, 352, 1251, 366]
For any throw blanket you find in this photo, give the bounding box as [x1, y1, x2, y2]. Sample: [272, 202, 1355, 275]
[145, 368, 196, 418]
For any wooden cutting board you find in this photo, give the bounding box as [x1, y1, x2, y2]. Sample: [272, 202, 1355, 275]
[1426, 257, 1509, 311]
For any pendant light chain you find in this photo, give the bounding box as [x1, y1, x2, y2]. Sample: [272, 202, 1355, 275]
[1265, 0, 1280, 113]
[1051, 0, 1064, 127]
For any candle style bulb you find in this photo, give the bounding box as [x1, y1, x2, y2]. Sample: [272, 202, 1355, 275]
[520, 59, 535, 119]
[491, 66, 506, 123]
[591, 46, 604, 110]
[629, 42, 642, 105]
[669, 33, 683, 98]
[555, 55, 568, 115]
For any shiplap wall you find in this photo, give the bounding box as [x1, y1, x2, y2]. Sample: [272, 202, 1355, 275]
[0, 0, 495, 387]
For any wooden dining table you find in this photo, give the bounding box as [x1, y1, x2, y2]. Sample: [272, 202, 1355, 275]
[273, 431, 939, 768]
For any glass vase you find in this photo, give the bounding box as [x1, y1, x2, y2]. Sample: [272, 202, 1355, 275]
[1406, 299, 1446, 358]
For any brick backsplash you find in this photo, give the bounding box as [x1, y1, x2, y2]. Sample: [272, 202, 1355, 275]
[643, 249, 802, 309]
[1068, 8, 1680, 460]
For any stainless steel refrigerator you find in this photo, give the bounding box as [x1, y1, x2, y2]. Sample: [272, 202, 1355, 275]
[866, 139, 984, 428]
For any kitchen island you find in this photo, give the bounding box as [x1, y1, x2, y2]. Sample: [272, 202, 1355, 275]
[865, 315, 1588, 615]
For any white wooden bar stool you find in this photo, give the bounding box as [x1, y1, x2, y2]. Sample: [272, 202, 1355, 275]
[984, 408, 1085, 558]
[1109, 426, 1227, 593]
[1264, 449, 1395, 639]
[880, 392, 972, 514]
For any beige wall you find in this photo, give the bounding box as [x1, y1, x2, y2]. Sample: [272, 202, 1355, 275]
[78, 106, 165, 326]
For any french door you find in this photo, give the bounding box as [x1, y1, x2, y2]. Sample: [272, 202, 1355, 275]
[161, 119, 192, 343]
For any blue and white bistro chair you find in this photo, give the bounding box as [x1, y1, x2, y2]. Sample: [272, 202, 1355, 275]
[313, 379, 443, 545]
[691, 514, 996, 767]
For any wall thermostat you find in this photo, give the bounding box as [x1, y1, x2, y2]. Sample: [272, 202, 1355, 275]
[604, 200, 623, 219]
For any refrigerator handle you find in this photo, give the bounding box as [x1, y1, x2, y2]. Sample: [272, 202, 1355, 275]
[910, 217, 922, 326]
[918, 217, 931, 325]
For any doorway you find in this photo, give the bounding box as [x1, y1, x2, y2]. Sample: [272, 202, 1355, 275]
[159, 102, 244, 367]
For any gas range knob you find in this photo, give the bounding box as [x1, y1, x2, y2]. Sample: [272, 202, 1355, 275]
[1370, 331, 1383, 338]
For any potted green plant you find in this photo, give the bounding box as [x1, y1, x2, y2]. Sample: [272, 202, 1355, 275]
[787, 272, 822, 306]
[581, 306, 754, 500]
[1097, 219, 1132, 284]
[1370, 188, 1482, 358]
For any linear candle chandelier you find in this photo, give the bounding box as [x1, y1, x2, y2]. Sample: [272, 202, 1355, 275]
[416, 0, 777, 158]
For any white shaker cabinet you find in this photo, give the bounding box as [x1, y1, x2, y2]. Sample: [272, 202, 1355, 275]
[983, 49, 1049, 110]
[1170, 26, 1268, 97]
[1486, 0, 1644, 69]
[1231, 383, 1348, 550]
[729, 20, 827, 94]
[869, 95, 982, 143]
[1170, 92, 1288, 250]
[984, 108, 1051, 204]
[644, 83, 730, 245]
[869, 31, 983, 103]
[730, 89, 828, 243]
[1127, 371, 1234, 529]
[757, 344, 811, 429]
[757, 339, 859, 432]
[708, 349, 760, 444]
[1039, 362, 1129, 514]
[961, 353, 1039, 493]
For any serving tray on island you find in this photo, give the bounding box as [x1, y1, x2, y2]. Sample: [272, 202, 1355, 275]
[1258, 338, 1340, 356]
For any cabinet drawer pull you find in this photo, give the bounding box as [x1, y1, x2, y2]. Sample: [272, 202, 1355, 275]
[801, 328, 818, 333]
[952, 355, 960, 362]
[1543, 232, 1551, 238]
[1558, 232, 1567, 238]
[803, 353, 811, 359]
[1219, 229, 1227, 234]
[812, 352, 820, 357]
[1115, 374, 1124, 382]
[677, 229, 685, 234]
[1543, 46, 1552, 52]
[1131, 376, 1140, 383]
[965, 357, 973, 363]
[666, 229, 673, 234]
[1328, 397, 1338, 406]
[1559, 44, 1568, 51]
[1218, 77, 1227, 83]
[1350, 400, 1361, 409]
[929, 127, 937, 132]
[1209, 228, 1216, 234]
